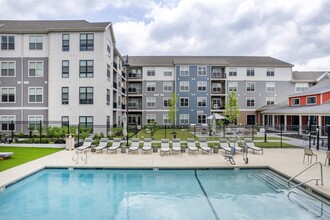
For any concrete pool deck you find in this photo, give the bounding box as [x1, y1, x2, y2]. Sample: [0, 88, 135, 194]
[1, 146, 330, 203]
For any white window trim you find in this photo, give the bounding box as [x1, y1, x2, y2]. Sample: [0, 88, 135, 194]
[197, 66, 207, 76]
[28, 61, 44, 77]
[306, 96, 317, 105]
[179, 114, 189, 125]
[291, 98, 300, 106]
[180, 66, 189, 76]
[163, 114, 171, 124]
[266, 97, 275, 105]
[146, 82, 156, 92]
[146, 114, 156, 124]
[0, 87, 16, 103]
[163, 97, 170, 107]
[163, 82, 173, 92]
[146, 97, 156, 108]
[198, 81, 207, 91]
[180, 97, 189, 107]
[180, 81, 189, 92]
[1, 61, 16, 77]
[228, 82, 238, 92]
[246, 82, 255, 92]
[197, 97, 207, 107]
[266, 82, 275, 92]
[246, 97, 255, 107]
[28, 87, 43, 103]
[0, 115, 16, 131]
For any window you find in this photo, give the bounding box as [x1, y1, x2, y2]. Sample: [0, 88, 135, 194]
[1, 115, 15, 131]
[246, 82, 255, 92]
[62, 116, 69, 126]
[163, 97, 170, 107]
[228, 67, 237, 76]
[212, 68, 221, 78]
[28, 61, 43, 77]
[197, 97, 207, 107]
[266, 82, 275, 92]
[107, 64, 111, 79]
[228, 82, 237, 92]
[179, 114, 189, 124]
[163, 114, 171, 124]
[295, 83, 309, 92]
[212, 83, 221, 93]
[62, 34, 69, 51]
[163, 82, 173, 92]
[1, 35, 15, 50]
[106, 40, 111, 56]
[246, 115, 256, 125]
[146, 97, 156, 108]
[197, 81, 207, 92]
[28, 87, 43, 103]
[146, 114, 156, 124]
[29, 35, 43, 50]
[266, 97, 275, 105]
[267, 68, 274, 77]
[146, 82, 156, 92]
[180, 66, 189, 76]
[197, 66, 207, 76]
[180, 81, 189, 92]
[212, 98, 222, 109]
[1, 88, 15, 103]
[79, 87, 93, 104]
[246, 68, 255, 76]
[291, 98, 300, 106]
[62, 87, 69, 105]
[1, 61, 15, 77]
[80, 33, 94, 51]
[107, 89, 110, 105]
[79, 60, 94, 78]
[28, 115, 43, 130]
[79, 116, 93, 132]
[62, 60, 69, 78]
[246, 97, 255, 107]
[180, 97, 189, 107]
[197, 114, 206, 124]
[147, 68, 155, 76]
[164, 67, 172, 76]
[306, 96, 316, 105]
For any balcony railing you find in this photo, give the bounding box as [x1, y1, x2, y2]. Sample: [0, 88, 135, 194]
[128, 73, 142, 79]
[128, 88, 142, 94]
[211, 72, 226, 79]
[211, 89, 225, 94]
[128, 104, 142, 110]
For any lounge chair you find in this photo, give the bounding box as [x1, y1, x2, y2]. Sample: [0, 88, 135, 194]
[160, 139, 170, 155]
[199, 138, 212, 154]
[223, 146, 236, 165]
[325, 151, 330, 166]
[219, 139, 231, 153]
[228, 138, 242, 153]
[107, 138, 122, 153]
[128, 138, 140, 153]
[0, 152, 13, 159]
[303, 148, 317, 163]
[94, 138, 109, 154]
[172, 138, 182, 154]
[142, 138, 152, 153]
[245, 138, 263, 154]
[187, 138, 199, 154]
[76, 138, 93, 152]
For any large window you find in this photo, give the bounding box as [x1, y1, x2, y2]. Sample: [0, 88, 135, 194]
[79, 60, 94, 78]
[79, 116, 93, 132]
[180, 81, 189, 92]
[62, 87, 69, 105]
[28, 87, 43, 103]
[180, 97, 189, 107]
[291, 98, 300, 106]
[1, 61, 15, 77]
[246, 82, 255, 92]
[266, 82, 275, 92]
[197, 81, 207, 92]
[197, 97, 207, 107]
[266, 97, 275, 105]
[62, 34, 69, 51]
[28, 61, 43, 77]
[61, 116, 69, 126]
[212, 83, 221, 93]
[106, 40, 111, 56]
[1, 115, 15, 131]
[212, 98, 222, 109]
[163, 97, 170, 107]
[163, 114, 171, 124]
[62, 60, 69, 78]
[228, 67, 237, 76]
[179, 114, 189, 124]
[197, 66, 207, 76]
[1, 35, 15, 50]
[80, 33, 94, 51]
[146, 114, 156, 124]
[246, 97, 255, 107]
[295, 83, 309, 92]
[147, 68, 155, 76]
[146, 97, 156, 108]
[164, 67, 172, 76]
[306, 96, 316, 105]
[107, 64, 111, 79]
[180, 66, 189, 76]
[266, 68, 274, 77]
[107, 89, 110, 105]
[228, 82, 237, 92]
[163, 82, 173, 92]
[28, 115, 43, 130]
[29, 35, 43, 50]
[1, 88, 15, 103]
[146, 82, 156, 92]
[79, 87, 93, 104]
[197, 114, 206, 124]
[246, 68, 255, 76]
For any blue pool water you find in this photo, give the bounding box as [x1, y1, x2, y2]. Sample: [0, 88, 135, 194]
[0, 168, 329, 220]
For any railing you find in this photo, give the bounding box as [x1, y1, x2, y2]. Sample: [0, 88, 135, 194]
[287, 161, 323, 188]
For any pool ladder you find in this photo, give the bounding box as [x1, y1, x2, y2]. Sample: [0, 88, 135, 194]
[287, 161, 323, 188]
[72, 149, 88, 164]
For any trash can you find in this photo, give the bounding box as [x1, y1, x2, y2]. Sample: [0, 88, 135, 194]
[173, 132, 177, 139]
[213, 146, 219, 154]
[65, 134, 74, 150]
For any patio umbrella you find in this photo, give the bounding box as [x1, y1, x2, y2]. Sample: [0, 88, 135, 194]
[123, 114, 128, 137]
[206, 113, 226, 120]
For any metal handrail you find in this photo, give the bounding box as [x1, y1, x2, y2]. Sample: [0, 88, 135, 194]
[287, 161, 323, 188]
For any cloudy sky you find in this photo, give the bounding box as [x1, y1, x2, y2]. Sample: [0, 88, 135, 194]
[0, 0, 330, 70]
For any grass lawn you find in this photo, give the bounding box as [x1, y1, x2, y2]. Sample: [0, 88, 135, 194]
[0, 146, 62, 172]
[254, 142, 297, 148]
[134, 128, 195, 140]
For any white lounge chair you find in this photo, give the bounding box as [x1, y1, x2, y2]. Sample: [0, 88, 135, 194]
[128, 138, 140, 153]
[142, 138, 152, 153]
[199, 138, 212, 154]
[187, 138, 199, 154]
[172, 138, 182, 154]
[245, 138, 263, 154]
[77, 138, 93, 152]
[228, 138, 242, 153]
[107, 138, 122, 153]
[223, 146, 236, 165]
[303, 148, 317, 163]
[94, 138, 109, 154]
[219, 139, 231, 153]
[0, 152, 13, 159]
[160, 139, 170, 155]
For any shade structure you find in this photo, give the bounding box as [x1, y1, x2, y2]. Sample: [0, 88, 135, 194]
[206, 113, 226, 120]
[123, 114, 128, 137]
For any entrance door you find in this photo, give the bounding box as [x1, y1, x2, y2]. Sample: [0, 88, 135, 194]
[246, 115, 256, 125]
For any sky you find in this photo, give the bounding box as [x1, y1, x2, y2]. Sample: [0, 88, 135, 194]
[0, 0, 330, 71]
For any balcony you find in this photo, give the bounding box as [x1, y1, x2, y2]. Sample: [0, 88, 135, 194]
[122, 104, 126, 110]
[211, 72, 226, 79]
[211, 89, 225, 94]
[128, 104, 142, 110]
[122, 88, 126, 94]
[113, 61, 117, 70]
[128, 73, 142, 79]
[128, 88, 142, 94]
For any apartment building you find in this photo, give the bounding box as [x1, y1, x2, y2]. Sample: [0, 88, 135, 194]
[0, 20, 126, 133]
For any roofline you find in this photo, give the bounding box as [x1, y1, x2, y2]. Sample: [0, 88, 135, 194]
[288, 89, 330, 98]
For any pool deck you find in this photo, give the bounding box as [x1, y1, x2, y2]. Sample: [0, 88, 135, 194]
[1, 142, 330, 203]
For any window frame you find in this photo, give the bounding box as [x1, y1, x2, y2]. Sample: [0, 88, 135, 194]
[266, 97, 275, 105]
[0, 115, 16, 131]
[62, 60, 69, 78]
[179, 114, 189, 125]
[163, 97, 170, 107]
[163, 67, 172, 76]
[28, 61, 43, 77]
[28, 115, 43, 131]
[180, 97, 189, 107]
[147, 68, 155, 77]
[146, 114, 156, 124]
[228, 82, 238, 92]
[79, 60, 94, 78]
[180, 81, 189, 92]
[246, 97, 255, 107]
[180, 66, 189, 76]
[146, 97, 156, 108]
[291, 98, 300, 106]
[80, 33, 94, 51]
[306, 96, 317, 105]
[1, 61, 15, 77]
[197, 97, 207, 107]
[79, 116, 93, 132]
[228, 67, 237, 76]
[163, 82, 173, 92]
[197, 66, 207, 76]
[197, 114, 206, 124]
[146, 82, 156, 92]
[79, 87, 93, 104]
[197, 81, 207, 92]
[62, 34, 69, 51]
[246, 68, 255, 77]
[266, 82, 275, 92]
[266, 68, 274, 77]
[29, 35, 43, 50]
[28, 87, 43, 103]
[62, 87, 69, 105]
[246, 82, 255, 92]
[1, 35, 15, 50]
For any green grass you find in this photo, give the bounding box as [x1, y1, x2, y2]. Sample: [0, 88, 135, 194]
[0, 146, 62, 172]
[134, 128, 195, 140]
[254, 142, 297, 148]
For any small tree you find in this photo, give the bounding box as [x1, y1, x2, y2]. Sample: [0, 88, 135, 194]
[144, 121, 158, 139]
[224, 91, 240, 125]
[168, 92, 178, 130]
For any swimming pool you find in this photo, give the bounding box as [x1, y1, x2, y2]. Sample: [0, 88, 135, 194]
[0, 168, 329, 220]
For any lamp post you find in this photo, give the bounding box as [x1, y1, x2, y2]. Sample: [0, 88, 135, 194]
[124, 55, 130, 147]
